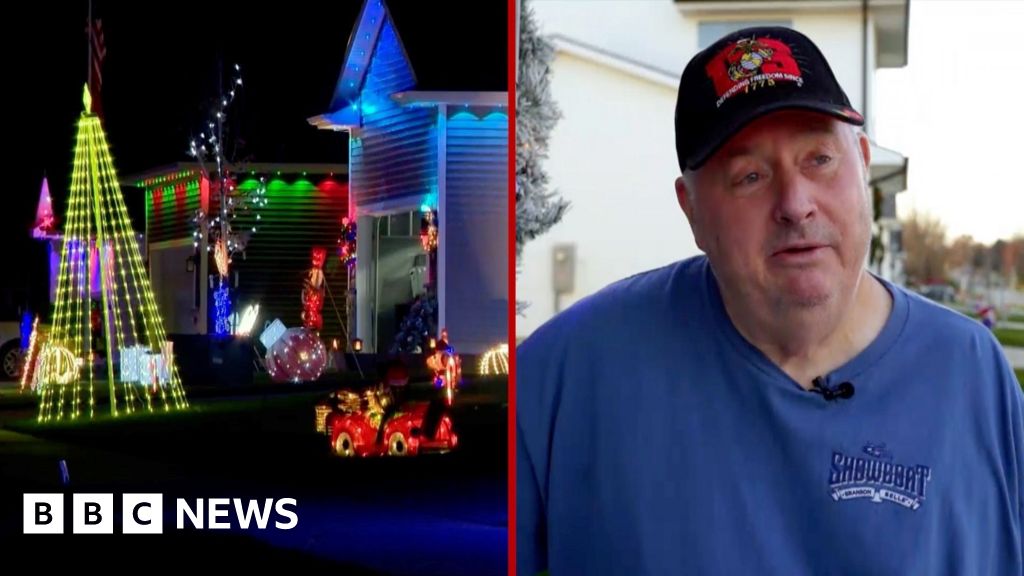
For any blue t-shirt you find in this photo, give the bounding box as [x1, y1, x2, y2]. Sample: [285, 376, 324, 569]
[517, 256, 1023, 575]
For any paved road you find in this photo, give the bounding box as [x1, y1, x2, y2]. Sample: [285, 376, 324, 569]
[1004, 346, 1024, 370]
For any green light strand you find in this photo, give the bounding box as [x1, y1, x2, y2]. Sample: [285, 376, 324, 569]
[95, 136, 152, 414]
[90, 126, 138, 415]
[98, 143, 169, 410]
[80, 121, 96, 420]
[68, 130, 89, 419]
[84, 118, 119, 417]
[98, 126, 150, 414]
[58, 126, 92, 416]
[101, 119, 188, 411]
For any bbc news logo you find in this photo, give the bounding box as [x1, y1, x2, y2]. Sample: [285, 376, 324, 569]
[24, 494, 298, 534]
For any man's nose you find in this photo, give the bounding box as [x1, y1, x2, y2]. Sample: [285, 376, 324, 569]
[772, 169, 817, 226]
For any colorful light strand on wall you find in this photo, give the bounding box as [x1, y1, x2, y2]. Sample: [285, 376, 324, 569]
[187, 63, 268, 274]
[213, 282, 232, 337]
[420, 210, 438, 253]
[338, 217, 357, 268]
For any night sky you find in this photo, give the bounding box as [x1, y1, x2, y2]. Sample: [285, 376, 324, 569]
[6, 0, 507, 320]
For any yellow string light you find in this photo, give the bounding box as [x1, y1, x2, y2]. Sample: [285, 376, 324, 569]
[36, 95, 189, 421]
[20, 316, 41, 392]
[479, 343, 509, 375]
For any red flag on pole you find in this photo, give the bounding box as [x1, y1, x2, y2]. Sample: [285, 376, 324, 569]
[86, 15, 106, 117]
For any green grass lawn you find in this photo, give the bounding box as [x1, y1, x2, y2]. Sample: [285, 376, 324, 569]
[0, 375, 509, 573]
[3, 375, 508, 494]
[4, 392, 324, 457]
[4, 374, 507, 452]
[1016, 369, 1024, 390]
[995, 328, 1024, 348]
[947, 306, 1024, 325]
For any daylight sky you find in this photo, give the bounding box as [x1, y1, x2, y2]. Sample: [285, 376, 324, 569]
[875, 0, 1024, 244]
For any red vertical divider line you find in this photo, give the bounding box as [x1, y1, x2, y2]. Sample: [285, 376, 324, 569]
[507, 0, 518, 573]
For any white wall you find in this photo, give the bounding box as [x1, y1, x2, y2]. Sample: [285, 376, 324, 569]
[444, 110, 509, 354]
[530, 2, 867, 114]
[150, 242, 200, 335]
[531, 1, 696, 78]
[792, 10, 866, 123]
[516, 53, 698, 338]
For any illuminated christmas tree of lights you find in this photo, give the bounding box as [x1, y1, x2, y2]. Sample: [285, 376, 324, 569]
[38, 86, 189, 421]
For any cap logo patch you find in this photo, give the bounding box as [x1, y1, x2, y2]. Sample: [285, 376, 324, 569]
[705, 36, 804, 108]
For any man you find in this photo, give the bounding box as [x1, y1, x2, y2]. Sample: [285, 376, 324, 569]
[516, 26, 1023, 575]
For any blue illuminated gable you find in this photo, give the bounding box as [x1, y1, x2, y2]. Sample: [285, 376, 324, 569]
[328, 0, 415, 117]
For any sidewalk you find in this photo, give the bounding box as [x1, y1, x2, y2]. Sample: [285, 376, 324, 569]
[1004, 346, 1024, 370]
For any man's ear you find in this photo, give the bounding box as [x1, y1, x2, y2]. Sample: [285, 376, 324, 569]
[857, 129, 871, 171]
[675, 176, 702, 250]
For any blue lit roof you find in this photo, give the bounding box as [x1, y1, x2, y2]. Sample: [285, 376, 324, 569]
[326, 0, 506, 116]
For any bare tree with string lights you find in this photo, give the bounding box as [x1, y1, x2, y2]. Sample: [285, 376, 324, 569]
[187, 63, 268, 335]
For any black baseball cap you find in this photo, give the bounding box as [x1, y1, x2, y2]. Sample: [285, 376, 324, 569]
[674, 26, 864, 174]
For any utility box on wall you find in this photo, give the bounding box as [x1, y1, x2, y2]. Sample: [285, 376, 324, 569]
[552, 243, 576, 295]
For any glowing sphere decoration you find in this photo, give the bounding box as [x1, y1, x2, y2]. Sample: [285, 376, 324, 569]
[265, 328, 327, 383]
[479, 343, 509, 375]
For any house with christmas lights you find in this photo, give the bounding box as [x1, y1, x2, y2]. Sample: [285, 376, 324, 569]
[308, 0, 508, 355]
[122, 163, 349, 343]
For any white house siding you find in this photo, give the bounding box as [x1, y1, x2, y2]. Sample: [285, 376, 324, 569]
[517, 52, 697, 338]
[444, 109, 509, 353]
[529, 1, 867, 116]
[350, 16, 438, 350]
[349, 17, 437, 209]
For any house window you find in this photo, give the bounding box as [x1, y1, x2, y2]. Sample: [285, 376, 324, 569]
[380, 210, 429, 238]
[389, 212, 412, 237]
[879, 192, 897, 220]
[698, 20, 793, 50]
[890, 228, 902, 253]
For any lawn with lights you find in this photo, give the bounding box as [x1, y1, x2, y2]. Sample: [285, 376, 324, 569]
[7, 375, 506, 458]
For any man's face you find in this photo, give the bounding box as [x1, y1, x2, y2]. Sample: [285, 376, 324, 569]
[677, 110, 872, 313]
